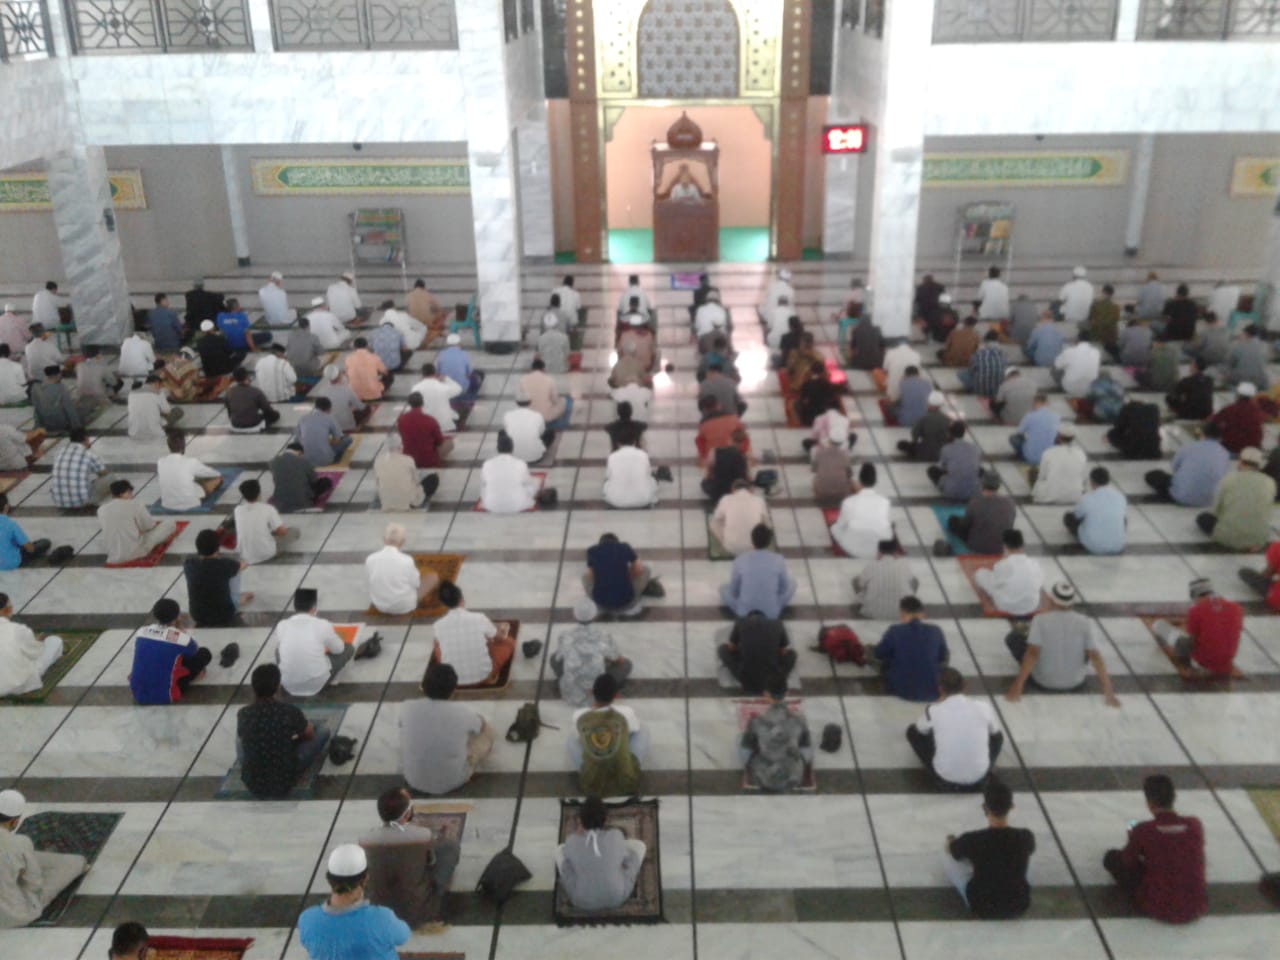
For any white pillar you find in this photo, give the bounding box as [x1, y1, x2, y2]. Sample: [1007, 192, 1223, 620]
[1124, 134, 1156, 256]
[517, 112, 556, 259]
[46, 146, 133, 346]
[1115, 0, 1143, 41]
[866, 1, 933, 339]
[220, 146, 252, 266]
[245, 0, 275, 51]
[457, 0, 523, 344]
[823, 153, 860, 257]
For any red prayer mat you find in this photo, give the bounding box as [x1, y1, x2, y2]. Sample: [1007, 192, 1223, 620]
[145, 936, 254, 960]
[104, 521, 189, 568]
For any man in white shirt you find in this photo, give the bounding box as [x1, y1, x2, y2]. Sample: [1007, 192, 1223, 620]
[432, 581, 513, 685]
[0, 303, 29, 360]
[233, 478, 294, 563]
[1052, 333, 1102, 398]
[977, 266, 1011, 321]
[883, 340, 923, 401]
[694, 289, 729, 343]
[306, 297, 348, 350]
[366, 523, 436, 615]
[258, 272, 296, 327]
[520, 359, 572, 430]
[117, 332, 155, 380]
[907, 667, 1003, 789]
[23, 326, 64, 382]
[710, 479, 770, 555]
[156, 432, 222, 511]
[760, 268, 794, 323]
[604, 438, 658, 509]
[831, 463, 894, 559]
[97, 479, 177, 564]
[1031, 423, 1089, 504]
[1210, 280, 1241, 322]
[127, 375, 182, 441]
[0, 594, 63, 697]
[765, 299, 793, 350]
[616, 275, 651, 319]
[552, 275, 581, 326]
[1057, 266, 1094, 325]
[254, 343, 298, 403]
[31, 281, 61, 328]
[0, 344, 26, 404]
[973, 529, 1044, 617]
[611, 381, 653, 423]
[325, 272, 363, 324]
[381, 305, 427, 351]
[480, 432, 539, 513]
[275, 588, 351, 696]
[410, 363, 462, 432]
[503, 393, 549, 463]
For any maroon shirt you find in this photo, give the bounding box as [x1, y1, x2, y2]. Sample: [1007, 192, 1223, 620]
[1121, 811, 1206, 924]
[1208, 400, 1264, 454]
[397, 408, 445, 468]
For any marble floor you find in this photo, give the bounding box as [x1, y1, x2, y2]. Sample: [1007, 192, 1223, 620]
[1, 262, 1279, 960]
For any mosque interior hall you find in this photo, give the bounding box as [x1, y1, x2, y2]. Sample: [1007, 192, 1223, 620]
[3, 1, 1280, 959]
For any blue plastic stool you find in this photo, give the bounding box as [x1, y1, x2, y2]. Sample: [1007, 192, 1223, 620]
[450, 295, 481, 346]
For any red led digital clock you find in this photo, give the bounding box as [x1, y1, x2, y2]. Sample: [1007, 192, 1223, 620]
[822, 125, 868, 154]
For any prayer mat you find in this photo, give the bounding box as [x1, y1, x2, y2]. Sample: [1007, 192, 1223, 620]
[195, 375, 233, 403]
[0, 471, 27, 494]
[333, 623, 366, 646]
[330, 435, 362, 469]
[877, 397, 899, 426]
[215, 703, 348, 800]
[17, 811, 122, 925]
[568, 351, 583, 371]
[956, 554, 1052, 618]
[553, 797, 663, 927]
[2, 631, 99, 703]
[397, 954, 464, 960]
[145, 936, 255, 960]
[734, 697, 817, 791]
[149, 468, 243, 515]
[453, 621, 518, 699]
[472, 472, 546, 512]
[929, 504, 974, 556]
[363, 552, 466, 618]
[1067, 397, 1095, 423]
[410, 802, 470, 856]
[1, 399, 31, 408]
[820, 506, 848, 558]
[1248, 789, 1280, 844]
[1138, 615, 1247, 681]
[105, 521, 189, 568]
[706, 515, 775, 561]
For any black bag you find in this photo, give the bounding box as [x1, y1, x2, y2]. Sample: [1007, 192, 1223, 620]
[820, 723, 843, 753]
[328, 735, 358, 766]
[476, 847, 531, 903]
[932, 537, 953, 558]
[46, 545, 74, 565]
[536, 487, 559, 508]
[506, 702, 545, 743]
[353, 632, 382, 660]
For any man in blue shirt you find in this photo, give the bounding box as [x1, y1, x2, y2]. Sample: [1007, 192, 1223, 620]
[720, 523, 797, 619]
[585, 532, 657, 616]
[959, 332, 1007, 398]
[436, 333, 485, 398]
[298, 844, 409, 960]
[148, 294, 184, 353]
[1010, 393, 1060, 465]
[128, 598, 212, 705]
[1146, 422, 1231, 507]
[0, 493, 50, 570]
[873, 596, 949, 702]
[370, 314, 408, 371]
[1024, 314, 1065, 367]
[216, 298, 270, 353]
[294, 397, 352, 467]
[1065, 466, 1127, 555]
[893, 366, 931, 427]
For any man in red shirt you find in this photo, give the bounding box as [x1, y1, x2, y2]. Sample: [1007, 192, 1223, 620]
[1153, 577, 1242, 676]
[1208, 382, 1263, 454]
[397, 392, 452, 469]
[696, 396, 751, 468]
[1239, 541, 1280, 612]
[1104, 774, 1206, 924]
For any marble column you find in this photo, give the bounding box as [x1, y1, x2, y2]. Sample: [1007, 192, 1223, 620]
[1124, 134, 1155, 256]
[46, 146, 132, 346]
[1115, 0, 1143, 41]
[220, 146, 252, 266]
[517, 110, 555, 259]
[245, 0, 275, 51]
[865, 0, 933, 338]
[822, 153, 859, 256]
[457, 0, 523, 343]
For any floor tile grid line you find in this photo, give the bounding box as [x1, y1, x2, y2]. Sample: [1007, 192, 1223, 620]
[868, 408, 1121, 960]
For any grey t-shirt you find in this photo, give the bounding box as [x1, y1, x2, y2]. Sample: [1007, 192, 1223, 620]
[558, 827, 643, 911]
[962, 493, 1016, 555]
[400, 698, 483, 795]
[937, 440, 982, 501]
[1027, 610, 1096, 690]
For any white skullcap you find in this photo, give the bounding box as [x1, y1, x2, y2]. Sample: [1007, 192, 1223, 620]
[270, 271, 284, 281]
[3, 303, 13, 312]
[927, 391, 945, 407]
[327, 844, 367, 877]
[574, 597, 598, 622]
[938, 293, 952, 305]
[446, 333, 461, 346]
[779, 268, 792, 280]
[1241, 446, 1264, 466]
[543, 314, 558, 328]
[628, 314, 646, 326]
[341, 271, 354, 281]
[1004, 366, 1019, 377]
[1057, 422, 1077, 439]
[0, 789, 25, 819]
[1073, 266, 1087, 278]
[310, 296, 325, 307]
[200, 320, 215, 332]
[324, 364, 340, 380]
[1237, 382, 1258, 397]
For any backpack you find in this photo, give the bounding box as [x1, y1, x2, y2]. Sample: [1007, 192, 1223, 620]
[506, 702, 550, 743]
[476, 847, 531, 904]
[817, 625, 865, 666]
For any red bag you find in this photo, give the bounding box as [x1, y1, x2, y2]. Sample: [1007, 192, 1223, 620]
[818, 625, 865, 666]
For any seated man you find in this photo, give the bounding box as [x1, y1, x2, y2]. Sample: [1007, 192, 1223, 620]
[1196, 447, 1275, 551]
[906, 667, 1003, 790]
[254, 343, 297, 404]
[1208, 382, 1263, 454]
[1052, 333, 1101, 398]
[269, 443, 334, 514]
[233, 478, 296, 564]
[873, 596, 948, 702]
[0, 424, 37, 474]
[1010, 393, 1059, 465]
[520, 357, 573, 432]
[97, 480, 177, 566]
[1166, 357, 1214, 421]
[942, 778, 1035, 919]
[224, 366, 280, 433]
[701, 437, 756, 503]
[0, 594, 63, 697]
[436, 334, 484, 398]
[718, 610, 795, 694]
[552, 598, 631, 706]
[710, 479, 770, 556]
[345, 338, 391, 402]
[118, 330, 157, 380]
[0, 493, 52, 571]
[398, 391, 452, 469]
[795, 362, 838, 427]
[569, 674, 646, 796]
[720, 524, 796, 620]
[432, 581, 513, 686]
[585, 532, 657, 617]
[948, 472, 1016, 555]
[1005, 582, 1119, 706]
[737, 675, 813, 792]
[374, 434, 438, 511]
[536, 311, 571, 374]
[126, 375, 182, 442]
[128, 599, 212, 705]
[605, 399, 648, 451]
[503, 392, 550, 464]
[183, 528, 250, 627]
[479, 431, 539, 513]
[853, 539, 918, 620]
[811, 436, 853, 505]
[194, 320, 240, 377]
[938, 315, 980, 367]
[830, 463, 893, 560]
[312, 364, 369, 433]
[958, 332, 1008, 399]
[48, 428, 111, 510]
[401, 662, 495, 795]
[295, 397, 352, 467]
[1103, 774, 1206, 924]
[1032, 423, 1088, 505]
[33, 366, 91, 435]
[299, 843, 411, 956]
[603, 433, 658, 509]
[973, 530, 1044, 618]
[893, 366, 932, 427]
[156, 431, 222, 512]
[237, 663, 331, 800]
[1107, 399, 1162, 459]
[1064, 466, 1127, 555]
[359, 787, 460, 930]
[0, 789, 89, 927]
[0, 344, 28, 406]
[283, 316, 324, 379]
[370, 315, 410, 373]
[1150, 578, 1242, 678]
[366, 523, 437, 615]
[556, 796, 647, 912]
[1084, 369, 1125, 424]
[928, 421, 982, 502]
[897, 391, 950, 462]
[992, 366, 1036, 426]
[276, 588, 352, 697]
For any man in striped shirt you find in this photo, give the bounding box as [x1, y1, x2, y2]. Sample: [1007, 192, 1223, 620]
[959, 332, 1007, 398]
